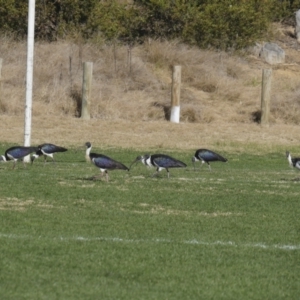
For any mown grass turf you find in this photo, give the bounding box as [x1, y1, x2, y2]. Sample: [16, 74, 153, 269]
[0, 144, 299, 299]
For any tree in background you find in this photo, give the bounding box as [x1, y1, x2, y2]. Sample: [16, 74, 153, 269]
[0, 0, 299, 49]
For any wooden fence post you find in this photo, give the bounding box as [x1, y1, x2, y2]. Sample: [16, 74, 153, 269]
[296, 9, 300, 44]
[170, 65, 181, 123]
[81, 62, 93, 120]
[0, 58, 2, 105]
[0, 58, 2, 79]
[261, 68, 272, 126]
[0, 58, 2, 89]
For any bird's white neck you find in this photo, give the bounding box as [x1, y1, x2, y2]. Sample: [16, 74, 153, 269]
[140, 156, 147, 165]
[287, 153, 293, 167]
[85, 146, 92, 162]
[145, 156, 152, 167]
[86, 146, 91, 156]
[0, 155, 6, 162]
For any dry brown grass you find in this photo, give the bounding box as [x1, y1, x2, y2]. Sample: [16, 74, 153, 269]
[1, 24, 300, 151]
[0, 197, 57, 211]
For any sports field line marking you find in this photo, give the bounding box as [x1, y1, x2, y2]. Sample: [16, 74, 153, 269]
[1, 233, 299, 251]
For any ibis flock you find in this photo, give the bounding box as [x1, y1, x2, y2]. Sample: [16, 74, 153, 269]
[0, 142, 297, 181]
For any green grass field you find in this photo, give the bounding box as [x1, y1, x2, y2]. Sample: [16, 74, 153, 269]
[0, 144, 299, 299]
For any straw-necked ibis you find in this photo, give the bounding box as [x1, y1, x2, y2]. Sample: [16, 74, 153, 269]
[85, 142, 129, 181]
[192, 149, 227, 171]
[0, 146, 38, 169]
[31, 143, 68, 164]
[131, 153, 186, 178]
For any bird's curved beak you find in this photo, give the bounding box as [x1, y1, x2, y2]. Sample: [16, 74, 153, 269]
[192, 157, 196, 171]
[74, 144, 86, 154]
[129, 156, 142, 170]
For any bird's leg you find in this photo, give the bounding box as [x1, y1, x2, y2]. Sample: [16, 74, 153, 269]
[93, 171, 108, 181]
[207, 163, 212, 171]
[193, 161, 196, 171]
[95, 171, 108, 182]
[152, 168, 159, 177]
[167, 168, 170, 179]
[199, 161, 205, 170]
[93, 172, 103, 180]
[43, 155, 47, 166]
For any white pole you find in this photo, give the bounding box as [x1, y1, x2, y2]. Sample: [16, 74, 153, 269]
[24, 0, 36, 162]
[170, 65, 181, 123]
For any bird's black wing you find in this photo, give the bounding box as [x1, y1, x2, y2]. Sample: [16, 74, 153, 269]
[196, 149, 227, 162]
[152, 154, 186, 168]
[6, 146, 38, 159]
[91, 153, 129, 170]
[39, 143, 67, 154]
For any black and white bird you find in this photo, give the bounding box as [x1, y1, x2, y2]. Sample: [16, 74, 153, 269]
[192, 149, 227, 171]
[0, 146, 38, 169]
[31, 143, 68, 164]
[130, 154, 187, 178]
[286, 151, 300, 170]
[85, 142, 129, 181]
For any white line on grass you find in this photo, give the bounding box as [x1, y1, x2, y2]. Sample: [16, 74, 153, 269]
[0, 233, 299, 251]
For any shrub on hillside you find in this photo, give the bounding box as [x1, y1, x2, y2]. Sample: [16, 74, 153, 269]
[1, 0, 300, 49]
